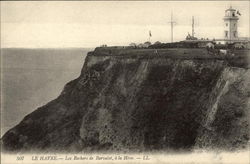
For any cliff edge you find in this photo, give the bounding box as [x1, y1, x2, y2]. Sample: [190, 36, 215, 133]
[2, 48, 250, 152]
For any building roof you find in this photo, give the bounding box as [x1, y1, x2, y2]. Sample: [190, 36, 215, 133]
[215, 39, 250, 43]
[181, 40, 213, 43]
[226, 6, 236, 11]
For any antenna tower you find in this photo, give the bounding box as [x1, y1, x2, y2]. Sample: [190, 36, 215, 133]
[192, 16, 195, 37]
[168, 12, 176, 43]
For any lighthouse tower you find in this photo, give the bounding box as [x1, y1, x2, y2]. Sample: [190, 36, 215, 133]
[223, 6, 239, 43]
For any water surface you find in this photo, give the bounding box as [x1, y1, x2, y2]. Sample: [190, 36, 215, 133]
[1, 48, 92, 136]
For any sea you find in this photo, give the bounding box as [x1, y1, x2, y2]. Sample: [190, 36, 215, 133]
[1, 48, 92, 136]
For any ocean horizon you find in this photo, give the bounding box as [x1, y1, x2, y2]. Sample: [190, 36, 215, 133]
[1, 48, 93, 136]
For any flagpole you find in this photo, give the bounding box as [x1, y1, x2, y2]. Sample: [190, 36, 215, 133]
[171, 12, 173, 42]
[148, 30, 151, 42]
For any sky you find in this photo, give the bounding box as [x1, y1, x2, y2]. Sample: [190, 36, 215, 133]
[1, 1, 249, 48]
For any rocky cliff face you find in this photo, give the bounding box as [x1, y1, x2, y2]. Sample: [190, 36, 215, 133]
[2, 49, 250, 152]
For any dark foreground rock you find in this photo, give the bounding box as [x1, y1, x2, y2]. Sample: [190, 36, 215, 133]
[2, 48, 250, 152]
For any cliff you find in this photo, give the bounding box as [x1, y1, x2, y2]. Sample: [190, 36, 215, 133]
[2, 48, 250, 152]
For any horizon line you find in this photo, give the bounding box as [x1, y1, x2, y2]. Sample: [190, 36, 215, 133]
[0, 47, 95, 49]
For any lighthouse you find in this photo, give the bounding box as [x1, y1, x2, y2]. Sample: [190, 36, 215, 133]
[223, 6, 239, 43]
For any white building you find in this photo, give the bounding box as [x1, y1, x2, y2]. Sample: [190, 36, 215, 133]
[223, 6, 239, 43]
[214, 6, 250, 47]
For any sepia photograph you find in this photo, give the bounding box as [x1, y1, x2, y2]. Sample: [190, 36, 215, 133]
[1, 0, 250, 163]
